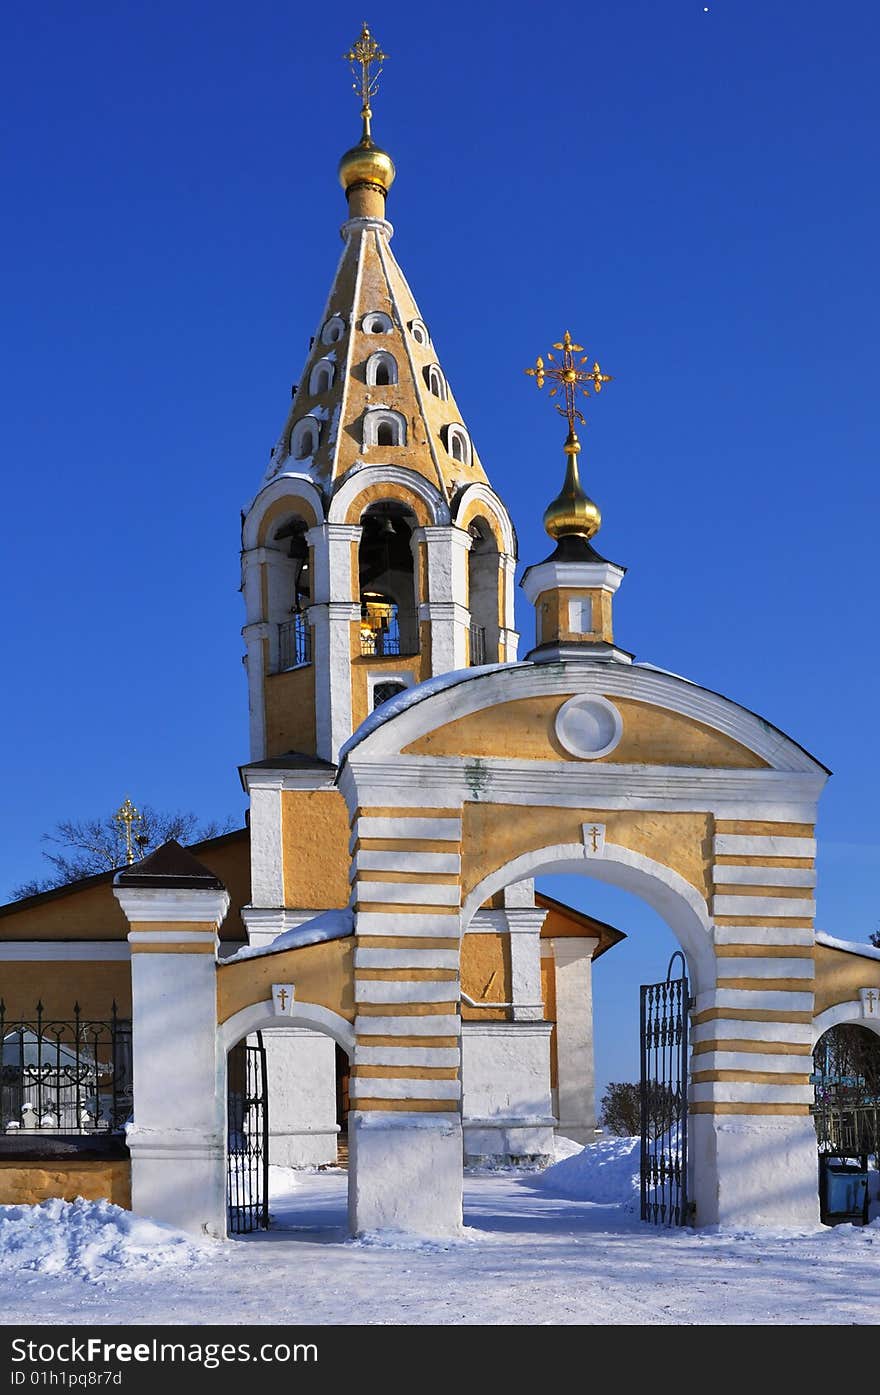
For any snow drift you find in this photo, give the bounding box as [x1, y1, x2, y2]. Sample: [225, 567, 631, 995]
[524, 1135, 641, 1207]
[0, 1198, 214, 1282]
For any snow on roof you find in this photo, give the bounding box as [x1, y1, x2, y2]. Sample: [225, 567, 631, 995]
[223, 908, 354, 964]
[815, 931, 880, 962]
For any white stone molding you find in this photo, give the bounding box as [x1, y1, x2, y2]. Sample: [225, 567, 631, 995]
[713, 864, 817, 887]
[713, 924, 816, 946]
[690, 1016, 814, 1045]
[113, 886, 230, 926]
[452, 483, 518, 557]
[356, 881, 460, 906]
[694, 988, 814, 1014]
[349, 1077, 461, 1100]
[461, 841, 716, 995]
[219, 998, 355, 1056]
[353, 1014, 460, 1037]
[353, 913, 463, 938]
[714, 833, 817, 858]
[354, 980, 456, 1004]
[354, 947, 460, 969]
[362, 406, 407, 448]
[241, 765, 335, 794]
[353, 815, 461, 841]
[0, 942, 131, 961]
[242, 476, 325, 552]
[241, 907, 329, 946]
[340, 216, 393, 240]
[521, 559, 626, 604]
[352, 849, 460, 876]
[716, 957, 815, 980]
[812, 1000, 880, 1043]
[128, 930, 217, 944]
[327, 465, 450, 527]
[355, 1046, 460, 1067]
[340, 658, 827, 776]
[712, 894, 815, 919]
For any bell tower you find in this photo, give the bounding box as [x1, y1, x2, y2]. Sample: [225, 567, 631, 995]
[241, 24, 518, 765]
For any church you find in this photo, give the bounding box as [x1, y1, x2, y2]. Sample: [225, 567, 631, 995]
[1, 25, 878, 1240]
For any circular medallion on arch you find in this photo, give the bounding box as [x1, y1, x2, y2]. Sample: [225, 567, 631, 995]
[554, 695, 623, 760]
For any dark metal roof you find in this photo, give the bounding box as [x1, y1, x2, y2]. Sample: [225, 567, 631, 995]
[114, 839, 226, 891]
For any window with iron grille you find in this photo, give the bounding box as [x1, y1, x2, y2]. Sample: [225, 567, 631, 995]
[469, 624, 486, 666]
[278, 614, 310, 670]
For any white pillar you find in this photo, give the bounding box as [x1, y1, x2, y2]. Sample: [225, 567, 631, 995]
[114, 883, 230, 1238]
[499, 553, 519, 661]
[501, 885, 547, 1023]
[246, 771, 284, 908]
[415, 526, 472, 672]
[690, 1114, 819, 1227]
[552, 936, 599, 1144]
[461, 1022, 555, 1163]
[262, 1027, 339, 1167]
[241, 620, 269, 761]
[307, 523, 361, 761]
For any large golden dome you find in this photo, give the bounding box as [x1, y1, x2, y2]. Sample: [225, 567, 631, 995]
[543, 433, 602, 540]
[338, 138, 396, 195]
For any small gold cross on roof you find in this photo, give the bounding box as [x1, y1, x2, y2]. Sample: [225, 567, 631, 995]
[525, 330, 613, 435]
[113, 797, 143, 866]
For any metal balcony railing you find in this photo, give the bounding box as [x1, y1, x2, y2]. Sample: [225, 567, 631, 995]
[278, 615, 310, 671]
[360, 606, 419, 657]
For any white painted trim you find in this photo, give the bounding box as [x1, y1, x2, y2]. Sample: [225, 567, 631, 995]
[218, 999, 355, 1056]
[0, 942, 131, 961]
[353, 849, 460, 875]
[354, 913, 460, 937]
[354, 1014, 460, 1037]
[690, 1082, 814, 1105]
[340, 656, 827, 776]
[694, 989, 814, 1013]
[128, 929, 217, 944]
[461, 840, 717, 995]
[354, 1046, 460, 1067]
[714, 834, 816, 858]
[354, 816, 460, 842]
[713, 865, 816, 888]
[341, 757, 824, 816]
[460, 1020, 553, 1039]
[713, 895, 814, 919]
[716, 958, 814, 980]
[452, 482, 517, 557]
[242, 767, 335, 792]
[356, 881, 459, 906]
[354, 948, 460, 968]
[327, 465, 450, 527]
[696, 1051, 812, 1073]
[521, 560, 625, 602]
[114, 887, 230, 925]
[812, 1000, 880, 1043]
[713, 925, 815, 946]
[354, 980, 457, 1004]
[242, 475, 325, 551]
[350, 1077, 461, 1100]
[690, 1018, 814, 1045]
[554, 694, 623, 760]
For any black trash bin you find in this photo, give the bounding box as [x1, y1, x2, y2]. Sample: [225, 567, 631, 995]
[818, 1153, 869, 1225]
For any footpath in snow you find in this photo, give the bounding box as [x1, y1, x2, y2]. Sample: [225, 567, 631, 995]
[0, 1138, 877, 1325]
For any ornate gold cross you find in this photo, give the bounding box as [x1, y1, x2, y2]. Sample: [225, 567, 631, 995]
[525, 330, 612, 435]
[113, 797, 143, 866]
[344, 22, 388, 141]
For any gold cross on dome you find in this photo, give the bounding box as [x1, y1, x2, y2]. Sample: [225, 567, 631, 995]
[113, 797, 143, 866]
[524, 330, 613, 435]
[344, 22, 388, 140]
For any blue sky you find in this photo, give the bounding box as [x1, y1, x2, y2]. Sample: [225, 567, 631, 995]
[2, 2, 878, 1094]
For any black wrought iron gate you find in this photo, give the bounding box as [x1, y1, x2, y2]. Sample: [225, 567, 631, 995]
[226, 1032, 269, 1234]
[640, 952, 690, 1226]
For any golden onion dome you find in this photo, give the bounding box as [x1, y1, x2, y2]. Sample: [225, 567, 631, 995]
[338, 138, 396, 195]
[543, 433, 602, 541]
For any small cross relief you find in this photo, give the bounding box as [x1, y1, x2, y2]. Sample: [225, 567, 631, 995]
[582, 823, 606, 857]
[272, 983, 296, 1016]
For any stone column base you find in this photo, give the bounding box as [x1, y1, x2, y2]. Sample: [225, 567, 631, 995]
[269, 1124, 341, 1169]
[690, 1113, 820, 1228]
[347, 1111, 463, 1236]
[464, 1116, 556, 1166]
[127, 1126, 226, 1238]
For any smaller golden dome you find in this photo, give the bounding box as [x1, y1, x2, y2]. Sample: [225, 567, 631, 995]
[543, 433, 602, 541]
[338, 138, 396, 195]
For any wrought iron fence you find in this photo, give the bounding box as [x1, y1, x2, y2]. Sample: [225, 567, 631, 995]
[0, 1002, 132, 1136]
[360, 606, 419, 657]
[278, 614, 310, 670]
[469, 624, 486, 666]
[640, 952, 690, 1226]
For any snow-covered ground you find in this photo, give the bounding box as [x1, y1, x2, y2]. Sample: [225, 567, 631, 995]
[1, 1140, 878, 1325]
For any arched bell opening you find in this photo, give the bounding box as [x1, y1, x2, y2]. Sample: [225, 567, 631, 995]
[357, 502, 420, 659]
[467, 517, 501, 665]
[266, 512, 312, 671]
